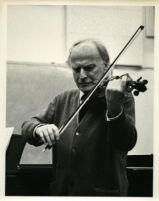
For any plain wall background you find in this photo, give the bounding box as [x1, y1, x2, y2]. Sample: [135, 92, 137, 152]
[7, 6, 66, 63]
[7, 5, 154, 162]
[7, 5, 154, 67]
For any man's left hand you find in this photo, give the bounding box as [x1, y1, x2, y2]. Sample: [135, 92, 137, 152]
[105, 74, 132, 118]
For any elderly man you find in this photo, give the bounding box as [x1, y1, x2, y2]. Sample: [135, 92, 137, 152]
[22, 39, 137, 196]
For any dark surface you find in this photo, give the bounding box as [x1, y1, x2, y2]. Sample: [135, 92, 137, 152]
[6, 134, 26, 171]
[5, 134, 153, 196]
[6, 165, 53, 196]
[127, 154, 153, 167]
[6, 134, 54, 196]
[127, 154, 153, 196]
[127, 168, 153, 197]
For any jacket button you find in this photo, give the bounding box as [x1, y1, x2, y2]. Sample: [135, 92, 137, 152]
[72, 147, 76, 153]
[76, 132, 79, 136]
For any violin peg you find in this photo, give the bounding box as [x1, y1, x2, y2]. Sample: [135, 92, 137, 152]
[134, 90, 139, 96]
[115, 76, 120, 79]
[137, 77, 142, 82]
[143, 80, 148, 85]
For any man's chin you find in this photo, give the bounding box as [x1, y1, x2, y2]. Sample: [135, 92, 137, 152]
[78, 85, 94, 94]
[78, 84, 105, 97]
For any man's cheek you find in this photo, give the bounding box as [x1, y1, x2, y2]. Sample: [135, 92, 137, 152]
[73, 73, 78, 82]
[91, 76, 100, 84]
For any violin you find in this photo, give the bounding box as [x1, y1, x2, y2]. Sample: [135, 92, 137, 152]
[43, 25, 148, 152]
[101, 74, 148, 96]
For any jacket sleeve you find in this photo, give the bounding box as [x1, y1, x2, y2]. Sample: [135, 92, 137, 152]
[21, 98, 57, 146]
[107, 95, 137, 151]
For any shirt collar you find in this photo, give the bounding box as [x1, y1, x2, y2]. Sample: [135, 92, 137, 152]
[80, 90, 105, 101]
[79, 91, 84, 100]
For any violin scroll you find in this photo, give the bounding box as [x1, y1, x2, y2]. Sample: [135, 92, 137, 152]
[127, 77, 148, 96]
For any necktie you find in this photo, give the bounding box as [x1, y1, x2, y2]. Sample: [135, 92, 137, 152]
[79, 94, 89, 122]
[79, 95, 106, 122]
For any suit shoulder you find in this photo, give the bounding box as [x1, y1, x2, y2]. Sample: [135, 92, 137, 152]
[55, 89, 79, 101]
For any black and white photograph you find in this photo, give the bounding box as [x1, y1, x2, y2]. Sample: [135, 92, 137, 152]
[0, 0, 159, 200]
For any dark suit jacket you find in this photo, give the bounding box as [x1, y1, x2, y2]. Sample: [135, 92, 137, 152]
[22, 89, 137, 196]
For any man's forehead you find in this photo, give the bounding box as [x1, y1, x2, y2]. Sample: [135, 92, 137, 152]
[70, 42, 102, 61]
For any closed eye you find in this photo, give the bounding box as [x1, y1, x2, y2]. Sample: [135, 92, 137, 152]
[72, 64, 96, 73]
[72, 66, 81, 73]
[84, 64, 96, 72]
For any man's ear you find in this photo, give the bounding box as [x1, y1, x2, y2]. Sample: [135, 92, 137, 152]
[103, 63, 109, 72]
[103, 63, 113, 79]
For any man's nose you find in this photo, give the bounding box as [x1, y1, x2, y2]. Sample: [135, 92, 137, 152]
[79, 68, 87, 79]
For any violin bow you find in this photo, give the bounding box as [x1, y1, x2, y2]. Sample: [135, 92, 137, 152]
[43, 25, 144, 152]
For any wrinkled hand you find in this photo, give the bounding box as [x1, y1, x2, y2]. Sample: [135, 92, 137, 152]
[35, 124, 60, 147]
[105, 74, 132, 117]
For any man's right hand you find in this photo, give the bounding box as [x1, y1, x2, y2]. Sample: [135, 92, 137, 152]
[35, 124, 60, 147]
